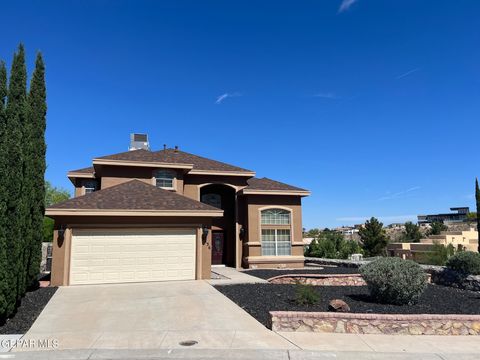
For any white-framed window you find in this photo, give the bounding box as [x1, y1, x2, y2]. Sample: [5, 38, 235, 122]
[261, 229, 291, 256]
[260, 208, 292, 256]
[84, 180, 97, 194]
[155, 169, 175, 189]
[261, 208, 290, 225]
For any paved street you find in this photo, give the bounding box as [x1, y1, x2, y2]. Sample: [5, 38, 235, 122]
[7, 348, 480, 360]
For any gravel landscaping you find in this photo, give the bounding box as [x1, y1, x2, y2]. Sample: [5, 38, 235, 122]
[0, 287, 57, 334]
[214, 283, 480, 328]
[243, 266, 360, 280]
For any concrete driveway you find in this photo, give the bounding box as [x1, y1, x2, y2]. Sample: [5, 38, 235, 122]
[22, 281, 293, 351]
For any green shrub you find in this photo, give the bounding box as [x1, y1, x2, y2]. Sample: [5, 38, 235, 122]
[305, 230, 362, 259]
[416, 243, 455, 266]
[294, 282, 320, 305]
[446, 251, 480, 275]
[360, 257, 427, 305]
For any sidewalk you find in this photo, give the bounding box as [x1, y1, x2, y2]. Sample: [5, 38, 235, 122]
[207, 267, 267, 285]
[277, 332, 480, 353]
[6, 348, 480, 360]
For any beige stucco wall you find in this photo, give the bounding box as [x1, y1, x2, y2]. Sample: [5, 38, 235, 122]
[417, 229, 479, 251]
[243, 195, 304, 268]
[50, 216, 213, 286]
[99, 166, 155, 189]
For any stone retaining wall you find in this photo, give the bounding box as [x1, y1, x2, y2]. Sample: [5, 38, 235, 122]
[305, 257, 480, 291]
[268, 274, 366, 286]
[270, 311, 480, 335]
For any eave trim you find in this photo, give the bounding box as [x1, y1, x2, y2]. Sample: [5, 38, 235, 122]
[67, 172, 95, 179]
[45, 209, 224, 217]
[240, 190, 310, 196]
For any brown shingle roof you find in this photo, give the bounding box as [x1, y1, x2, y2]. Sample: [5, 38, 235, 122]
[95, 148, 253, 173]
[245, 177, 308, 192]
[68, 166, 95, 174]
[48, 180, 220, 212]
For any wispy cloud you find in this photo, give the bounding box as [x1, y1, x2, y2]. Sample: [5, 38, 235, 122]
[396, 67, 420, 80]
[378, 186, 421, 201]
[336, 215, 417, 224]
[338, 0, 358, 13]
[313, 92, 340, 100]
[215, 92, 242, 104]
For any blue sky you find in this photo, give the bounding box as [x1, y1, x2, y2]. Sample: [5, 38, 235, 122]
[1, 1, 479, 228]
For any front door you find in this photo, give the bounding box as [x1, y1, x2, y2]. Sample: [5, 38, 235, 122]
[212, 231, 225, 265]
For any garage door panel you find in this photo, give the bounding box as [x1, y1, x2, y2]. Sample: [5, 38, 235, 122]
[70, 229, 196, 285]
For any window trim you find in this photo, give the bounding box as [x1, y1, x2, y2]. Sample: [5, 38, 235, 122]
[83, 180, 98, 195]
[154, 169, 176, 190]
[258, 206, 294, 256]
[261, 228, 291, 256]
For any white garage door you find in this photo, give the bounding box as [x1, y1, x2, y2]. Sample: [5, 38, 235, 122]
[70, 228, 196, 285]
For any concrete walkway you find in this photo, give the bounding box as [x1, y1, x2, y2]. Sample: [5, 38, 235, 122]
[208, 266, 267, 285]
[19, 280, 291, 351]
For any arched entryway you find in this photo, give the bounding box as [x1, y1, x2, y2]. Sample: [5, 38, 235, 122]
[200, 184, 236, 267]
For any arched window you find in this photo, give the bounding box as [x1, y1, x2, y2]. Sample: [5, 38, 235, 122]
[155, 169, 175, 189]
[261, 208, 290, 225]
[260, 208, 291, 256]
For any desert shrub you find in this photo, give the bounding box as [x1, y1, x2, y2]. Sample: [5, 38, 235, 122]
[446, 251, 480, 275]
[294, 282, 319, 305]
[360, 257, 427, 305]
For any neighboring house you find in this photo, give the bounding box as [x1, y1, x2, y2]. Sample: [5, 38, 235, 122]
[417, 207, 470, 224]
[46, 138, 310, 286]
[334, 226, 359, 236]
[387, 228, 478, 260]
[302, 237, 314, 246]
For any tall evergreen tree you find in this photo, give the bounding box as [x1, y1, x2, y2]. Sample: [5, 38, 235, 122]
[5, 45, 27, 314]
[359, 217, 389, 257]
[0, 61, 9, 317]
[476, 178, 480, 253]
[25, 53, 47, 285]
[403, 221, 422, 243]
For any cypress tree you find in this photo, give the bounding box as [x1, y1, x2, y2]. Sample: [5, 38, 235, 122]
[5, 45, 27, 314]
[476, 178, 480, 253]
[25, 53, 47, 285]
[0, 61, 9, 317]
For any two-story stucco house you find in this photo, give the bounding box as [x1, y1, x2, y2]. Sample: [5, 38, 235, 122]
[46, 137, 310, 286]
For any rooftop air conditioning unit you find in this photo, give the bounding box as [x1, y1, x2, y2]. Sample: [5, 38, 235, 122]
[129, 133, 150, 151]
